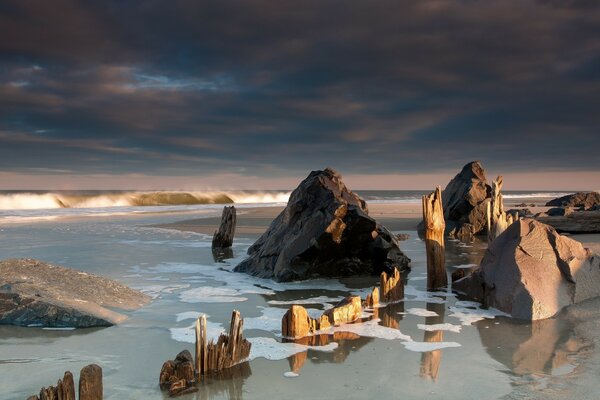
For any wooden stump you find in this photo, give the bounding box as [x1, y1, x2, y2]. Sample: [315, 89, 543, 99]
[194, 311, 251, 377]
[212, 206, 237, 249]
[322, 296, 362, 326]
[79, 364, 103, 400]
[487, 176, 517, 242]
[59, 371, 76, 400]
[380, 267, 403, 302]
[422, 187, 447, 290]
[365, 287, 379, 308]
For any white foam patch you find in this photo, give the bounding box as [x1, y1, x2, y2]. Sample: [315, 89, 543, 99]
[247, 337, 338, 361]
[409, 277, 427, 281]
[283, 371, 300, 378]
[175, 311, 205, 323]
[134, 284, 191, 299]
[404, 285, 452, 304]
[417, 323, 462, 333]
[170, 320, 224, 343]
[402, 341, 461, 352]
[451, 264, 478, 269]
[448, 305, 509, 326]
[326, 318, 412, 341]
[146, 276, 171, 281]
[407, 308, 439, 317]
[267, 295, 344, 306]
[180, 286, 248, 303]
[42, 327, 75, 331]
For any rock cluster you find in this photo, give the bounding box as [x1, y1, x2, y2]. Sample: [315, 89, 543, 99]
[0, 259, 150, 328]
[454, 218, 600, 320]
[546, 192, 600, 209]
[234, 168, 410, 282]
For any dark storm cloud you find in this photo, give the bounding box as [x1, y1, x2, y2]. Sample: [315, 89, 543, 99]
[0, 0, 599, 181]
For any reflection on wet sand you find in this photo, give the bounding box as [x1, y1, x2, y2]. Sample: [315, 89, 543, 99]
[285, 332, 372, 374]
[181, 362, 252, 400]
[420, 301, 446, 381]
[477, 316, 592, 376]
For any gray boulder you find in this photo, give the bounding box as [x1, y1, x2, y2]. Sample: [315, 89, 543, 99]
[441, 161, 491, 237]
[0, 259, 150, 327]
[234, 168, 410, 282]
[546, 192, 600, 210]
[454, 218, 600, 320]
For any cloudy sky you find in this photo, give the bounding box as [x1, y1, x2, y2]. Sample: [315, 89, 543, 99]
[0, 0, 599, 190]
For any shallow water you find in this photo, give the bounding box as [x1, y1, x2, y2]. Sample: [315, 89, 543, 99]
[0, 209, 598, 399]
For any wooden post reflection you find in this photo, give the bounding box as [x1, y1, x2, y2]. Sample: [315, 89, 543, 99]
[420, 301, 446, 381]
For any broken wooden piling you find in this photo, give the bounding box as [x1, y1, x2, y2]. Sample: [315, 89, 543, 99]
[422, 187, 447, 290]
[195, 310, 251, 377]
[380, 267, 403, 302]
[487, 176, 517, 242]
[29, 365, 101, 400]
[212, 206, 237, 249]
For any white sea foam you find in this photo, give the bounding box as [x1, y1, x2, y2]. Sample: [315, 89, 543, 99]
[247, 337, 338, 361]
[134, 284, 190, 299]
[417, 323, 462, 333]
[179, 287, 248, 303]
[175, 311, 206, 323]
[283, 371, 300, 378]
[402, 341, 461, 352]
[267, 296, 344, 306]
[170, 320, 225, 343]
[325, 318, 412, 341]
[448, 304, 509, 326]
[450, 264, 478, 269]
[407, 308, 439, 317]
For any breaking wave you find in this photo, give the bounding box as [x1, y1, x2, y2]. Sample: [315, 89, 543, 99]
[0, 191, 291, 211]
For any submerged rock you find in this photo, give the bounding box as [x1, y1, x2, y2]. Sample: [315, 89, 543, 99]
[0, 259, 150, 328]
[438, 161, 492, 237]
[546, 192, 600, 210]
[234, 168, 410, 281]
[454, 219, 600, 320]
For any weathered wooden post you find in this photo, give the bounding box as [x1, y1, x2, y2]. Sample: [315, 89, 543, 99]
[487, 176, 517, 242]
[380, 267, 403, 302]
[79, 364, 103, 400]
[422, 187, 447, 290]
[212, 206, 237, 249]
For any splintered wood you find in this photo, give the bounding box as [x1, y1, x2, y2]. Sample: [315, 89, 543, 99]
[380, 267, 403, 302]
[195, 310, 251, 377]
[487, 176, 517, 242]
[422, 187, 447, 290]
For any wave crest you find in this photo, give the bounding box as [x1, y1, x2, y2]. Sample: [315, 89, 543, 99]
[0, 191, 291, 210]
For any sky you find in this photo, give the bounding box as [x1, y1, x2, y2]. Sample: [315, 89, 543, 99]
[0, 0, 599, 190]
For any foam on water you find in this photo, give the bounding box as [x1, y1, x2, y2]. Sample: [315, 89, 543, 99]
[283, 371, 300, 378]
[175, 311, 206, 323]
[247, 337, 338, 361]
[406, 308, 440, 317]
[170, 320, 225, 343]
[324, 318, 412, 341]
[417, 323, 462, 333]
[133, 284, 190, 299]
[448, 303, 509, 326]
[179, 286, 248, 303]
[402, 341, 461, 352]
[267, 295, 344, 306]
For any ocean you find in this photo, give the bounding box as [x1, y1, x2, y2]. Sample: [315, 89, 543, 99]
[1, 189, 598, 399]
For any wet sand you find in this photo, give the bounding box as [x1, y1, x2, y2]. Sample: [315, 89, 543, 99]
[154, 203, 424, 235]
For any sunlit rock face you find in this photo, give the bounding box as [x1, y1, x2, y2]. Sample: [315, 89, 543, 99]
[234, 168, 410, 282]
[454, 218, 600, 320]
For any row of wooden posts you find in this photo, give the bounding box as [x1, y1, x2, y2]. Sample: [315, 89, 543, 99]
[27, 364, 103, 400]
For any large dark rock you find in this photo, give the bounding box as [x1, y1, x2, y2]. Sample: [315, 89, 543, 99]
[0, 259, 150, 328]
[454, 218, 600, 320]
[234, 168, 410, 281]
[439, 161, 492, 237]
[546, 192, 600, 210]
